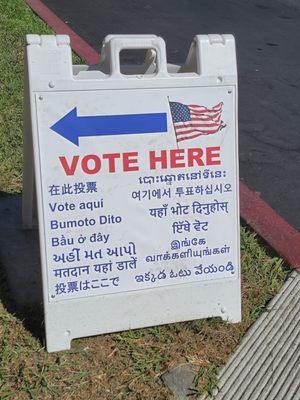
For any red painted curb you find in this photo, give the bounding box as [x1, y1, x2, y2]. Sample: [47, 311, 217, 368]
[240, 181, 300, 269]
[26, 0, 300, 269]
[26, 0, 99, 65]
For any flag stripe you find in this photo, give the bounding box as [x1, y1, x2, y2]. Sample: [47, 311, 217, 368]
[175, 127, 222, 136]
[175, 122, 220, 130]
[175, 125, 221, 131]
[190, 111, 222, 118]
[177, 132, 212, 142]
[189, 102, 223, 111]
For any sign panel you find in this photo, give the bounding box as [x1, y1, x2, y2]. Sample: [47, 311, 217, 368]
[37, 87, 237, 301]
[23, 34, 241, 352]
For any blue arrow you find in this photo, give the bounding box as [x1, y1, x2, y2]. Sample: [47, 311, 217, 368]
[50, 107, 168, 146]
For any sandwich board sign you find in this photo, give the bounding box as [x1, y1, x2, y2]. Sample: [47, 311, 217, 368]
[23, 34, 241, 352]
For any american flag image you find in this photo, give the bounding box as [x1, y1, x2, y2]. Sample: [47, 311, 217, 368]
[169, 101, 226, 143]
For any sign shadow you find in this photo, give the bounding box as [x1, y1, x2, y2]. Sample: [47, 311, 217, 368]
[0, 193, 44, 343]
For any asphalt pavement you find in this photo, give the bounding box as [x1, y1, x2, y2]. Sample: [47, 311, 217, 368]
[42, 0, 300, 231]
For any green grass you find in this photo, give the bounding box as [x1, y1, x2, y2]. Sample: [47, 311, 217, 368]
[0, 1, 81, 193]
[0, 2, 49, 193]
[0, 1, 290, 399]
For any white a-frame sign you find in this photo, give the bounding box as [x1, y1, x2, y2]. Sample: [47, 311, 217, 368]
[23, 34, 241, 352]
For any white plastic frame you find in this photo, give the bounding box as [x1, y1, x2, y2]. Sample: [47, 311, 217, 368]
[23, 34, 240, 352]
